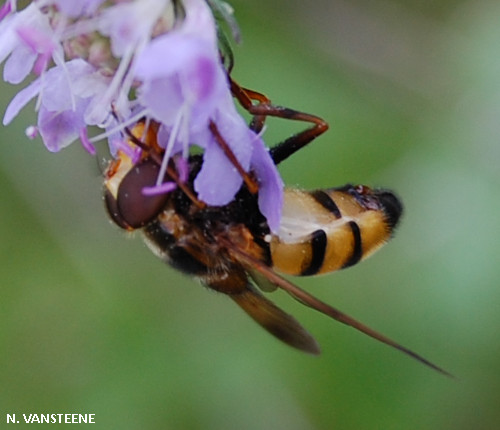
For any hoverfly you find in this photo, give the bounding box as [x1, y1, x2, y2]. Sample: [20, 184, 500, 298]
[104, 82, 449, 375]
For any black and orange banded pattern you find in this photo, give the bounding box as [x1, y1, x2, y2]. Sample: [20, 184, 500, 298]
[311, 189, 342, 219]
[342, 221, 363, 269]
[269, 185, 402, 277]
[301, 229, 328, 276]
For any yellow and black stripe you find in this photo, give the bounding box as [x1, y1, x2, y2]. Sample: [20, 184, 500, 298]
[270, 185, 402, 276]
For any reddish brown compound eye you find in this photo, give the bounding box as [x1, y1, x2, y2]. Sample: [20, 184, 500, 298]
[112, 158, 170, 229]
[104, 188, 131, 230]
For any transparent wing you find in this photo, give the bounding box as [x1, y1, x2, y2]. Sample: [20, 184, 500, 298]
[248, 268, 278, 292]
[231, 283, 320, 355]
[223, 237, 452, 376]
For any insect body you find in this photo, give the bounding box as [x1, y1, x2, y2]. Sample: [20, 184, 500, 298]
[270, 186, 401, 276]
[104, 112, 448, 375]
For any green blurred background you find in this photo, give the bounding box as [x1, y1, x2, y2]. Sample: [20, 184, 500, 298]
[1, 0, 499, 428]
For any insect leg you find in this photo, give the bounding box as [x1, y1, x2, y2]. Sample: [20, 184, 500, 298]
[208, 120, 260, 194]
[230, 78, 329, 165]
[230, 79, 270, 133]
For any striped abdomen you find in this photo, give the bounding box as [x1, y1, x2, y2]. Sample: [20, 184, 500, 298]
[270, 185, 403, 276]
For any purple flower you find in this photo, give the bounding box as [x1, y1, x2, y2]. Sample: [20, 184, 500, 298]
[52, 0, 106, 18]
[0, 3, 60, 84]
[0, 0, 284, 231]
[3, 59, 109, 151]
[0, 2, 13, 21]
[98, 0, 168, 57]
[134, 33, 226, 132]
[250, 135, 284, 234]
